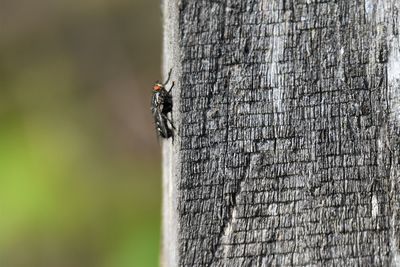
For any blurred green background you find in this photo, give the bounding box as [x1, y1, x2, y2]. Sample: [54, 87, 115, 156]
[0, 0, 163, 266]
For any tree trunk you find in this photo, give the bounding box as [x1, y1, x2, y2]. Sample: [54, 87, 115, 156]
[162, 0, 400, 266]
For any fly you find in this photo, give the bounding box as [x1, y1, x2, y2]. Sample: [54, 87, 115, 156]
[151, 69, 175, 139]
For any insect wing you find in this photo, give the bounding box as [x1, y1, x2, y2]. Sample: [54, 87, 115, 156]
[155, 111, 171, 138]
[151, 93, 170, 138]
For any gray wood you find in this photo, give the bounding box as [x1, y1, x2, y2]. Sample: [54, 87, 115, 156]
[162, 0, 400, 266]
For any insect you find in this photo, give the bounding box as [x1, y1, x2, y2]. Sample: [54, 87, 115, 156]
[151, 69, 175, 139]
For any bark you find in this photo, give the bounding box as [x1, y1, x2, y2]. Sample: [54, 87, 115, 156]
[162, 0, 400, 266]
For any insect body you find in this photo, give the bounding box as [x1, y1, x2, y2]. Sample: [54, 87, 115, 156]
[151, 69, 175, 139]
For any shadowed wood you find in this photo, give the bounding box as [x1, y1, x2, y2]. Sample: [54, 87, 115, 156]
[163, 0, 400, 266]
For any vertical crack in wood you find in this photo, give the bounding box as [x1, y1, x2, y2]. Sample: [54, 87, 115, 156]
[387, 0, 400, 265]
[207, 156, 250, 266]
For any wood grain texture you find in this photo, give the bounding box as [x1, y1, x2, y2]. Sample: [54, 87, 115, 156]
[163, 0, 400, 266]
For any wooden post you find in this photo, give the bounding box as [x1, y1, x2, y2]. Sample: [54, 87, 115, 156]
[161, 0, 180, 266]
[162, 0, 400, 266]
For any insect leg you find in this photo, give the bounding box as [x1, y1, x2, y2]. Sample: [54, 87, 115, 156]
[162, 113, 175, 130]
[168, 81, 175, 93]
[163, 68, 173, 85]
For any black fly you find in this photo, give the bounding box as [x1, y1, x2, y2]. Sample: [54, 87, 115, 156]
[151, 69, 175, 139]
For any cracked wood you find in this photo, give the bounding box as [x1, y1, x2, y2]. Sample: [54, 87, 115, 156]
[165, 0, 400, 266]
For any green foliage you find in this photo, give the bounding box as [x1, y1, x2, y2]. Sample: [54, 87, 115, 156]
[0, 0, 162, 266]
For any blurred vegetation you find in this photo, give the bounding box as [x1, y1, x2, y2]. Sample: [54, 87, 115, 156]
[0, 0, 163, 266]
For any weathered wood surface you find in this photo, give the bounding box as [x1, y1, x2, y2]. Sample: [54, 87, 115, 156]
[162, 0, 400, 266]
